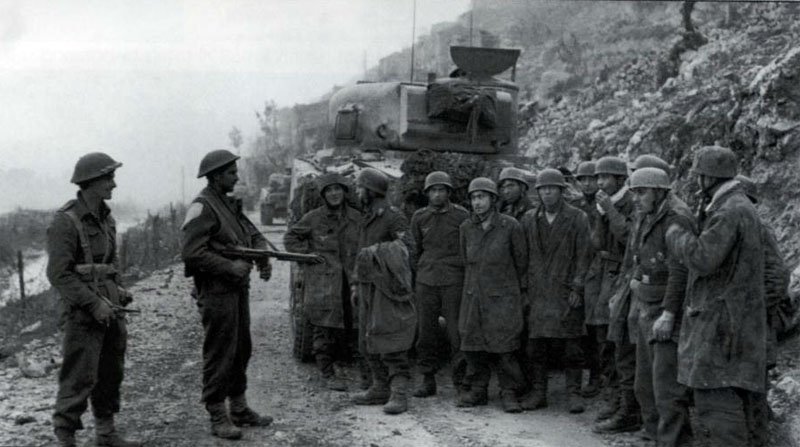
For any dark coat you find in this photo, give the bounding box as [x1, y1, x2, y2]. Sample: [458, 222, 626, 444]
[459, 211, 527, 353]
[667, 180, 767, 393]
[410, 202, 470, 286]
[499, 195, 535, 221]
[522, 202, 591, 339]
[283, 205, 361, 328]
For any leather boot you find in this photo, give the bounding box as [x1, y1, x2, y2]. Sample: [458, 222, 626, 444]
[55, 427, 76, 447]
[582, 369, 601, 398]
[94, 416, 142, 447]
[501, 389, 522, 413]
[456, 387, 488, 407]
[593, 390, 642, 434]
[229, 394, 273, 427]
[412, 374, 437, 398]
[352, 371, 390, 405]
[317, 355, 346, 391]
[206, 402, 242, 440]
[596, 388, 620, 421]
[565, 368, 585, 414]
[383, 376, 409, 415]
[520, 361, 548, 410]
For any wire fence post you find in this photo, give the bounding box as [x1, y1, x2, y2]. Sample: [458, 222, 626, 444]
[17, 250, 26, 306]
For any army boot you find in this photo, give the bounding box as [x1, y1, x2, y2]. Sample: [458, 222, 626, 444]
[593, 390, 642, 434]
[581, 369, 601, 398]
[501, 389, 522, 413]
[565, 368, 585, 414]
[352, 371, 390, 405]
[596, 388, 621, 421]
[456, 387, 488, 407]
[383, 375, 409, 415]
[412, 374, 437, 398]
[55, 427, 76, 447]
[229, 394, 273, 427]
[357, 359, 372, 390]
[206, 402, 242, 440]
[520, 362, 548, 411]
[94, 416, 142, 447]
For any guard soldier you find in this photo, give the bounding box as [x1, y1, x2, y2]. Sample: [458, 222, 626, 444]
[47, 153, 141, 447]
[350, 167, 416, 415]
[284, 173, 361, 391]
[181, 149, 273, 440]
[627, 167, 694, 445]
[457, 177, 527, 413]
[520, 169, 591, 414]
[666, 146, 767, 447]
[410, 172, 470, 398]
[497, 167, 535, 220]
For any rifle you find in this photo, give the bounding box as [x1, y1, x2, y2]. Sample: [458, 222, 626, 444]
[219, 245, 324, 265]
[100, 296, 141, 316]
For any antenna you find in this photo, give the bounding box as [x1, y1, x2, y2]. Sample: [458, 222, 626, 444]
[409, 0, 417, 83]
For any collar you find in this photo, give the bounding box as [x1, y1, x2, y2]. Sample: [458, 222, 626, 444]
[705, 179, 740, 213]
[428, 202, 453, 214]
[75, 191, 110, 220]
[471, 209, 496, 225]
[611, 185, 629, 204]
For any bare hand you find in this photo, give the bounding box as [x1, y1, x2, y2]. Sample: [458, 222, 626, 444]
[91, 300, 114, 327]
[652, 311, 675, 341]
[595, 190, 612, 212]
[230, 259, 253, 279]
[568, 290, 582, 309]
[118, 288, 134, 306]
[258, 262, 272, 281]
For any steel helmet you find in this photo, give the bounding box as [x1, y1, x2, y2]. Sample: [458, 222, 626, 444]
[197, 149, 240, 178]
[498, 167, 529, 189]
[535, 168, 567, 189]
[575, 161, 596, 178]
[71, 152, 122, 184]
[467, 177, 498, 196]
[692, 145, 737, 178]
[629, 167, 671, 190]
[735, 174, 758, 203]
[356, 167, 389, 196]
[594, 156, 628, 177]
[317, 173, 349, 196]
[423, 171, 453, 192]
[632, 154, 671, 175]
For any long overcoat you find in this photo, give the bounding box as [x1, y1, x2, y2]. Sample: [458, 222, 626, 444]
[667, 180, 767, 393]
[458, 211, 527, 353]
[522, 202, 591, 339]
[283, 205, 361, 328]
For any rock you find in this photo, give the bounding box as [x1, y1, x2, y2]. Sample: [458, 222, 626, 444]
[14, 414, 36, 425]
[15, 353, 48, 378]
[19, 321, 41, 335]
[273, 430, 288, 441]
[775, 376, 800, 398]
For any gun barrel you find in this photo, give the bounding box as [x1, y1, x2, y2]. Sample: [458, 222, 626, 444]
[221, 247, 323, 264]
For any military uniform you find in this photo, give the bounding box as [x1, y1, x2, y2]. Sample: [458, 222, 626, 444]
[498, 195, 534, 221]
[628, 193, 694, 445]
[284, 204, 361, 382]
[181, 186, 267, 406]
[47, 194, 128, 435]
[410, 202, 470, 388]
[521, 202, 591, 410]
[667, 180, 767, 446]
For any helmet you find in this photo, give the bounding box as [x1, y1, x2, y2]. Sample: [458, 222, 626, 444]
[629, 167, 671, 190]
[197, 149, 240, 178]
[575, 161, 595, 178]
[594, 156, 628, 177]
[632, 154, 671, 175]
[423, 171, 453, 192]
[535, 168, 567, 189]
[498, 167, 529, 189]
[71, 152, 122, 184]
[317, 173, 349, 196]
[692, 145, 737, 178]
[735, 174, 758, 203]
[356, 167, 389, 196]
[467, 177, 498, 196]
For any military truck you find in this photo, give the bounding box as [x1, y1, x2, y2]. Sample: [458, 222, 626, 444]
[259, 172, 290, 225]
[290, 46, 527, 362]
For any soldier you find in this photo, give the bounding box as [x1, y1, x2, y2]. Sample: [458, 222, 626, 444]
[47, 153, 141, 447]
[587, 155, 640, 434]
[181, 149, 273, 440]
[627, 168, 694, 445]
[457, 177, 527, 413]
[497, 166, 535, 220]
[350, 167, 416, 415]
[284, 173, 361, 391]
[520, 169, 591, 414]
[409, 171, 470, 398]
[666, 146, 767, 447]
[631, 154, 671, 177]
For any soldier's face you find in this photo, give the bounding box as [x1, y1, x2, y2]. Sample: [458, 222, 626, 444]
[215, 164, 239, 193]
[538, 185, 563, 209]
[499, 180, 523, 203]
[323, 184, 344, 207]
[577, 176, 598, 195]
[87, 173, 116, 200]
[427, 185, 450, 208]
[470, 191, 494, 215]
[356, 185, 371, 205]
[597, 174, 622, 195]
[632, 187, 658, 214]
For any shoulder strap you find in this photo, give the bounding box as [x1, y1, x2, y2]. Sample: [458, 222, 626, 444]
[63, 209, 94, 265]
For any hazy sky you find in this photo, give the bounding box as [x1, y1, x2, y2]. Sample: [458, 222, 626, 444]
[0, 0, 469, 213]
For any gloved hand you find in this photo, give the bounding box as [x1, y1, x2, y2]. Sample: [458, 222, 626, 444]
[652, 311, 675, 342]
[230, 259, 253, 280]
[91, 300, 114, 327]
[118, 287, 134, 307]
[568, 290, 582, 309]
[258, 260, 272, 281]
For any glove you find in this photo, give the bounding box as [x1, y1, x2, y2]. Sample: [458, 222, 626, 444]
[652, 311, 675, 342]
[568, 290, 582, 309]
[90, 300, 114, 327]
[258, 260, 272, 281]
[118, 287, 133, 307]
[230, 259, 253, 280]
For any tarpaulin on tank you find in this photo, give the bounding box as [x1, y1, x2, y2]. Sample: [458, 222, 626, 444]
[426, 80, 497, 129]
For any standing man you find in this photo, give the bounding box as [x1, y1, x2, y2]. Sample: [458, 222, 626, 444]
[48, 153, 141, 447]
[182, 149, 273, 440]
[497, 167, 535, 220]
[588, 155, 640, 434]
[410, 172, 470, 398]
[666, 146, 767, 447]
[284, 173, 361, 391]
[458, 177, 527, 413]
[520, 169, 591, 414]
[627, 168, 694, 445]
[350, 167, 416, 415]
